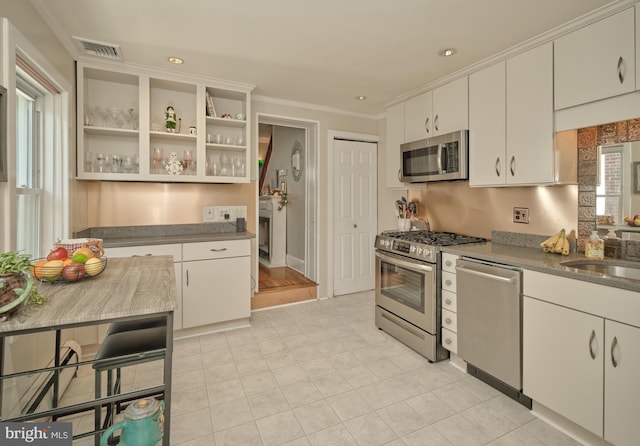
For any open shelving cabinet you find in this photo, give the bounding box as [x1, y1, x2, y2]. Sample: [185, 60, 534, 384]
[76, 60, 254, 183]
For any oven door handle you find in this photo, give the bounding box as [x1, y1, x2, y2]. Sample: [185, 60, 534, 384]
[375, 251, 433, 273]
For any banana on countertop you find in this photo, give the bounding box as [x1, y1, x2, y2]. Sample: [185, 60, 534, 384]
[540, 229, 570, 255]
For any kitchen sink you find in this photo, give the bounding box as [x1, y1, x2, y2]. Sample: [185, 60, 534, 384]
[560, 259, 640, 281]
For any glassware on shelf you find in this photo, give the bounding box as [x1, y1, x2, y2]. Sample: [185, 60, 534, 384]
[84, 111, 93, 127]
[85, 152, 95, 173]
[235, 134, 244, 146]
[111, 154, 123, 173]
[183, 149, 194, 173]
[152, 147, 164, 174]
[125, 108, 139, 130]
[93, 106, 108, 127]
[109, 107, 121, 128]
[219, 154, 230, 176]
[123, 154, 137, 173]
[95, 153, 109, 173]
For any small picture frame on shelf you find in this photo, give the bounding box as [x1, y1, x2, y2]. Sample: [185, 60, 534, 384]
[206, 92, 217, 117]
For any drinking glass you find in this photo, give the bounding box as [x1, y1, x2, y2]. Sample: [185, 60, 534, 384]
[94, 106, 108, 127]
[183, 149, 193, 172]
[152, 147, 164, 174]
[111, 154, 123, 173]
[85, 152, 95, 173]
[123, 154, 135, 173]
[95, 153, 108, 173]
[109, 107, 121, 127]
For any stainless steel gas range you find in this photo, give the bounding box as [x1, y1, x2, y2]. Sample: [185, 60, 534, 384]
[374, 230, 485, 362]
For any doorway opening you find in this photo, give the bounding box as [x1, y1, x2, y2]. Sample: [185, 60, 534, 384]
[252, 115, 319, 309]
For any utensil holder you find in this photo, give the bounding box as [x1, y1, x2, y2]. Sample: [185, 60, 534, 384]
[397, 218, 411, 231]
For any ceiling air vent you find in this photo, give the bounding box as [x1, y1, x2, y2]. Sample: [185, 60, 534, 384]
[72, 36, 123, 61]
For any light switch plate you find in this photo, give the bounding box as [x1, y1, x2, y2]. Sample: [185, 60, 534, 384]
[513, 207, 529, 224]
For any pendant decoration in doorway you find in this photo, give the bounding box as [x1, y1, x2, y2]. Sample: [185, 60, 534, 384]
[291, 141, 303, 182]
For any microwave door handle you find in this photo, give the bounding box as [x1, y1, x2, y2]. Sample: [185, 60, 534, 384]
[437, 144, 443, 174]
[437, 144, 447, 174]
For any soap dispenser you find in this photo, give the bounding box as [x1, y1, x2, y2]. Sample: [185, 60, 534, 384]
[585, 231, 604, 259]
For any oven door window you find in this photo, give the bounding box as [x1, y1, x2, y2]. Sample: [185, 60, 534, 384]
[379, 259, 425, 311]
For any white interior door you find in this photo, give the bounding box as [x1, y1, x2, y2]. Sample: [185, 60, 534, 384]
[333, 139, 377, 295]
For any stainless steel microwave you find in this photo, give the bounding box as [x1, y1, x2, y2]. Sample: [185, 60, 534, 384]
[400, 130, 468, 183]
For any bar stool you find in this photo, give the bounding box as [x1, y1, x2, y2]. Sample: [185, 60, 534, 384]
[93, 324, 167, 445]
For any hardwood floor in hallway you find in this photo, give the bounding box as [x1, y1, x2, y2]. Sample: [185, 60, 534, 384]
[252, 264, 318, 310]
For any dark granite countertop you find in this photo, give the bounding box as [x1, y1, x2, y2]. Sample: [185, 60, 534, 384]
[75, 223, 255, 248]
[442, 231, 640, 293]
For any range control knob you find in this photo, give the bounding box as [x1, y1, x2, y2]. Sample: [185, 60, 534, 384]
[423, 248, 432, 258]
[416, 247, 423, 256]
[409, 245, 417, 254]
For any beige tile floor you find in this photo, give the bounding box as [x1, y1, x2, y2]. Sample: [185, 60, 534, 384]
[63, 290, 584, 446]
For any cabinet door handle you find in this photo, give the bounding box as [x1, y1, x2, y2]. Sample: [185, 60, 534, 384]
[434, 115, 439, 132]
[611, 336, 619, 368]
[445, 338, 452, 345]
[445, 260, 453, 267]
[445, 298, 452, 305]
[425, 117, 430, 134]
[495, 158, 501, 177]
[186, 269, 189, 287]
[445, 279, 452, 286]
[397, 169, 401, 181]
[210, 248, 228, 252]
[445, 318, 452, 325]
[589, 330, 597, 360]
[510, 156, 516, 176]
[617, 56, 625, 84]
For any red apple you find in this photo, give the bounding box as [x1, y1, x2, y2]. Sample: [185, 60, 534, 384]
[47, 247, 69, 261]
[61, 262, 86, 282]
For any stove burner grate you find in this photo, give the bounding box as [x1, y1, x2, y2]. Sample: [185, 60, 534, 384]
[382, 230, 485, 246]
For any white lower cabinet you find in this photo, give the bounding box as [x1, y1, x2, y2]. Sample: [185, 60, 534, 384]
[604, 319, 640, 446]
[182, 240, 251, 329]
[523, 297, 604, 436]
[523, 270, 640, 446]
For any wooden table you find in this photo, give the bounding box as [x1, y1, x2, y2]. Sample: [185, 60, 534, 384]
[0, 255, 177, 445]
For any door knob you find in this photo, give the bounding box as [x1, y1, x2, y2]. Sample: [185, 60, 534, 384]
[353, 224, 358, 228]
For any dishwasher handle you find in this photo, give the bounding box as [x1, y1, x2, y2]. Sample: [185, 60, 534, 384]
[455, 264, 517, 284]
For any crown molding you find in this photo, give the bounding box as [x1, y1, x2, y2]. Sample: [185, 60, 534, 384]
[252, 95, 381, 121]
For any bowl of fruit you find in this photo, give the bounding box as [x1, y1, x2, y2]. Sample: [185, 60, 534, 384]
[31, 246, 107, 283]
[624, 215, 640, 226]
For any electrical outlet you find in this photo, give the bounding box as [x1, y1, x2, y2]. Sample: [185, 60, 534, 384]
[203, 206, 215, 222]
[209, 206, 247, 222]
[513, 207, 529, 224]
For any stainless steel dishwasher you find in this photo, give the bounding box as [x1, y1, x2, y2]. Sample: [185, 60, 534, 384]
[456, 258, 531, 408]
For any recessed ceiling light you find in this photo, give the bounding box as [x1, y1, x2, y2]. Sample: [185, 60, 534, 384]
[440, 48, 457, 57]
[168, 56, 184, 64]
[355, 95, 367, 100]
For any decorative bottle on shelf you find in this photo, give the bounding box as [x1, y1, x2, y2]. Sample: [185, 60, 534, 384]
[585, 230, 604, 259]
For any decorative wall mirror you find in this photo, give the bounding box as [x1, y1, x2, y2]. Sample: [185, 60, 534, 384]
[291, 140, 303, 182]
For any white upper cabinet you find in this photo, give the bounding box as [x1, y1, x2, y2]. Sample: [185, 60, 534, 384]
[470, 43, 554, 187]
[554, 6, 636, 110]
[403, 77, 468, 142]
[432, 77, 468, 136]
[404, 91, 432, 141]
[469, 61, 506, 186]
[506, 42, 554, 185]
[385, 102, 406, 189]
[77, 60, 253, 183]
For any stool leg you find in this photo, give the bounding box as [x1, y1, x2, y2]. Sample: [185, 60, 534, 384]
[94, 370, 101, 446]
[105, 369, 113, 427]
[115, 367, 122, 413]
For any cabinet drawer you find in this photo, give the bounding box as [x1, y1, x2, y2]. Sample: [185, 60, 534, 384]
[442, 308, 458, 332]
[106, 243, 182, 262]
[442, 327, 458, 353]
[442, 290, 457, 312]
[442, 271, 456, 293]
[442, 253, 458, 273]
[183, 239, 250, 261]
